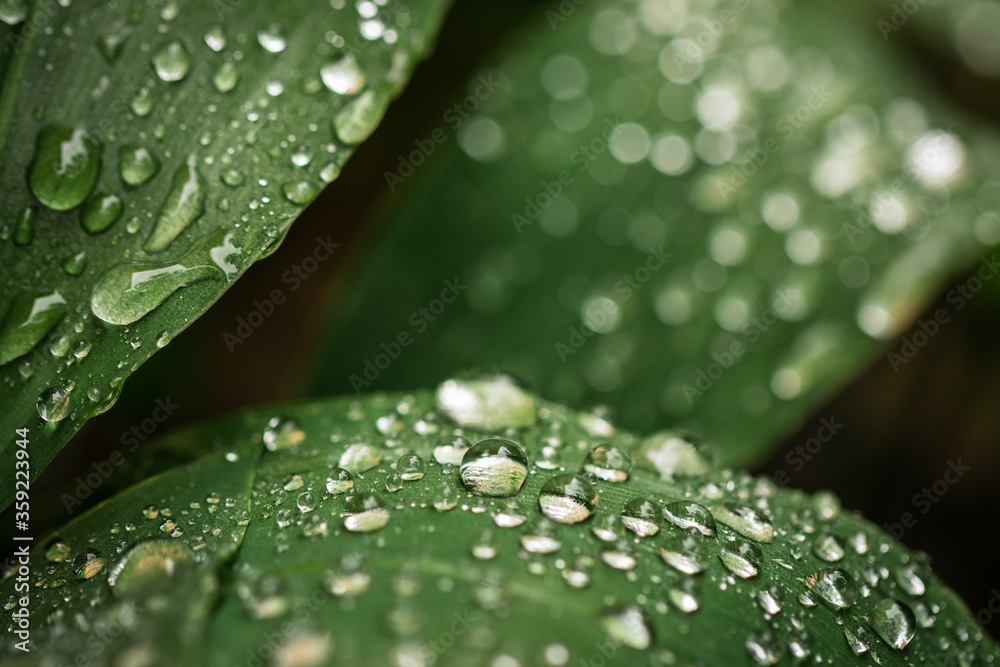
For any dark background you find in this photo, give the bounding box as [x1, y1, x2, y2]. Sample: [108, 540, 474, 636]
[5, 0, 1000, 639]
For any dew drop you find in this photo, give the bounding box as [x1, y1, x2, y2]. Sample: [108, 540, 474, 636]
[108, 539, 191, 596]
[144, 154, 207, 252]
[325, 468, 354, 495]
[867, 598, 916, 649]
[152, 41, 191, 82]
[29, 126, 101, 211]
[583, 444, 631, 482]
[436, 375, 537, 431]
[620, 498, 660, 537]
[712, 503, 773, 543]
[0, 290, 68, 366]
[718, 540, 762, 578]
[333, 89, 389, 145]
[321, 55, 366, 94]
[384, 473, 403, 493]
[591, 513, 626, 542]
[805, 568, 857, 610]
[633, 430, 711, 480]
[282, 180, 320, 206]
[81, 193, 122, 233]
[433, 435, 470, 465]
[600, 607, 651, 651]
[537, 474, 596, 524]
[120, 145, 159, 186]
[459, 438, 529, 497]
[493, 500, 527, 528]
[339, 442, 381, 473]
[812, 533, 845, 562]
[214, 61, 239, 93]
[663, 500, 716, 537]
[36, 386, 70, 422]
[342, 492, 390, 532]
[257, 24, 287, 53]
[397, 454, 426, 481]
[432, 481, 460, 511]
[44, 540, 71, 563]
[659, 532, 710, 575]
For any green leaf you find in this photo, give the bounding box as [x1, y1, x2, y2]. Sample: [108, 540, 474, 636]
[307, 0, 1000, 467]
[3, 379, 996, 665]
[0, 0, 451, 509]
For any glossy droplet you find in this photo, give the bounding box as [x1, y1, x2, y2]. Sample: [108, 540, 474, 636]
[144, 154, 207, 252]
[91, 230, 240, 325]
[812, 534, 845, 562]
[895, 565, 926, 596]
[718, 540, 762, 578]
[621, 498, 660, 537]
[108, 539, 191, 596]
[397, 454, 426, 481]
[806, 568, 857, 610]
[460, 438, 529, 497]
[433, 435, 470, 465]
[712, 503, 773, 543]
[73, 548, 104, 580]
[321, 55, 366, 94]
[538, 474, 596, 524]
[263, 418, 304, 450]
[757, 585, 784, 615]
[13, 205, 35, 245]
[204, 25, 226, 52]
[659, 533, 710, 575]
[44, 540, 71, 563]
[633, 430, 711, 480]
[663, 500, 717, 537]
[600, 607, 651, 651]
[746, 631, 783, 665]
[81, 193, 122, 234]
[436, 375, 536, 431]
[37, 386, 70, 422]
[0, 290, 68, 366]
[0, 0, 27, 25]
[868, 598, 916, 649]
[324, 554, 371, 596]
[520, 518, 562, 554]
[131, 87, 154, 116]
[342, 492, 390, 532]
[339, 442, 381, 473]
[257, 25, 286, 52]
[325, 468, 354, 494]
[29, 126, 101, 211]
[384, 473, 403, 493]
[471, 531, 498, 560]
[296, 492, 316, 512]
[120, 145, 159, 186]
[591, 513, 626, 542]
[237, 573, 289, 618]
[493, 500, 526, 528]
[432, 482, 460, 511]
[334, 89, 389, 145]
[97, 25, 130, 64]
[152, 41, 191, 82]
[214, 62, 239, 93]
[62, 251, 88, 276]
[282, 180, 320, 206]
[583, 444, 631, 482]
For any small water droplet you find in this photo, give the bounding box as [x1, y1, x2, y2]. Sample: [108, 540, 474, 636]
[44, 540, 71, 563]
[397, 454, 426, 481]
[29, 126, 101, 211]
[634, 430, 712, 480]
[320, 55, 366, 94]
[81, 193, 123, 233]
[659, 532, 710, 574]
[591, 513, 626, 542]
[712, 503, 773, 543]
[152, 41, 191, 82]
[282, 180, 320, 205]
[325, 468, 354, 494]
[600, 607, 651, 651]
[257, 24, 286, 53]
[432, 481, 460, 511]
[621, 498, 660, 537]
[37, 386, 70, 421]
[120, 145, 159, 186]
[805, 568, 857, 610]
[663, 500, 717, 537]
[333, 89, 389, 145]
[718, 540, 762, 578]
[214, 61, 239, 93]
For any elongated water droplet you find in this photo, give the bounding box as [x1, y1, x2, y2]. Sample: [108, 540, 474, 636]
[81, 193, 122, 233]
[583, 444, 631, 482]
[333, 89, 389, 145]
[663, 500, 717, 537]
[868, 598, 916, 649]
[29, 126, 101, 211]
[746, 631, 783, 665]
[895, 565, 926, 596]
[13, 206, 35, 245]
[712, 503, 773, 543]
[805, 568, 857, 610]
[634, 430, 711, 480]
[120, 145, 159, 186]
[214, 61, 239, 93]
[459, 437, 529, 497]
[144, 154, 207, 252]
[436, 375, 536, 431]
[0, 290, 68, 366]
[538, 474, 596, 524]
[757, 585, 784, 615]
[91, 230, 240, 324]
[108, 539, 191, 596]
[321, 55, 365, 94]
[62, 251, 88, 276]
[621, 498, 660, 537]
[342, 492, 389, 532]
[812, 533, 845, 561]
[152, 41, 191, 82]
[432, 481, 460, 511]
[600, 607, 651, 651]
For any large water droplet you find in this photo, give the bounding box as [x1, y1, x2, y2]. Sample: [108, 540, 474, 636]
[29, 126, 101, 211]
[108, 539, 191, 596]
[120, 145, 159, 186]
[435, 375, 536, 431]
[36, 386, 70, 422]
[325, 468, 354, 494]
[459, 438, 529, 497]
[152, 41, 191, 82]
[660, 532, 711, 575]
[81, 193, 122, 233]
[333, 89, 389, 145]
[339, 442, 381, 473]
[805, 568, 857, 610]
[718, 540, 762, 578]
[712, 503, 773, 543]
[0, 290, 68, 366]
[320, 55, 366, 94]
[867, 598, 916, 649]
[583, 444, 631, 482]
[663, 500, 716, 537]
[144, 154, 207, 252]
[397, 454, 426, 481]
[538, 474, 596, 524]
[91, 229, 241, 324]
[342, 492, 390, 532]
[621, 498, 660, 537]
[633, 430, 711, 480]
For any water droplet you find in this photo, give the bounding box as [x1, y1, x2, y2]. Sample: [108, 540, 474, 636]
[220, 168, 246, 187]
[91, 230, 241, 324]
[131, 87, 154, 116]
[718, 540, 762, 578]
[433, 435, 470, 465]
[204, 25, 226, 52]
[583, 444, 631, 482]
[805, 568, 857, 610]
[591, 513, 626, 542]
[0, 0, 28, 25]
[325, 468, 354, 494]
[73, 548, 104, 580]
[144, 154, 207, 252]
[339, 442, 381, 473]
[712, 503, 773, 543]
[152, 41, 191, 82]
[745, 631, 783, 665]
[0, 290, 68, 366]
[538, 474, 596, 524]
[432, 482, 460, 511]
[81, 193, 122, 233]
[757, 585, 784, 615]
[282, 180, 320, 206]
[264, 418, 305, 450]
[320, 55, 366, 94]
[36, 386, 70, 421]
[519, 518, 561, 554]
[324, 554, 371, 596]
[659, 532, 710, 574]
[342, 492, 390, 532]
[621, 498, 660, 537]
[13, 206, 35, 245]
[895, 565, 926, 596]
[812, 534, 845, 562]
[471, 531, 498, 560]
[108, 539, 191, 596]
[460, 438, 529, 497]
[600, 607, 651, 651]
[120, 145, 159, 186]
[29, 126, 101, 211]
[493, 500, 526, 528]
[436, 375, 537, 431]
[296, 492, 316, 512]
[663, 500, 716, 537]
[634, 430, 711, 480]
[257, 24, 286, 53]
[397, 454, 426, 481]
[333, 89, 389, 145]
[214, 61, 239, 93]
[868, 598, 916, 649]
[62, 251, 88, 276]
[384, 473, 403, 493]
[238, 572, 289, 619]
[44, 540, 71, 563]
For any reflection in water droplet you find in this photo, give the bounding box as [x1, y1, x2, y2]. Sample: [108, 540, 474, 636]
[805, 568, 857, 610]
[37, 386, 70, 422]
[342, 492, 390, 532]
[321, 55, 366, 94]
[868, 598, 916, 649]
[432, 482, 460, 511]
[460, 438, 529, 497]
[29, 126, 101, 211]
[397, 454, 426, 481]
[621, 498, 660, 537]
[538, 474, 596, 524]
[583, 444, 631, 482]
[745, 631, 783, 665]
[591, 513, 626, 542]
[663, 500, 717, 537]
[152, 41, 191, 82]
[0, 290, 68, 366]
[718, 540, 762, 578]
[325, 468, 354, 495]
[144, 154, 207, 252]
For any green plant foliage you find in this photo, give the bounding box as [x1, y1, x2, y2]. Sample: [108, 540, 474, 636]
[2, 380, 995, 665]
[308, 0, 1000, 467]
[0, 0, 452, 509]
